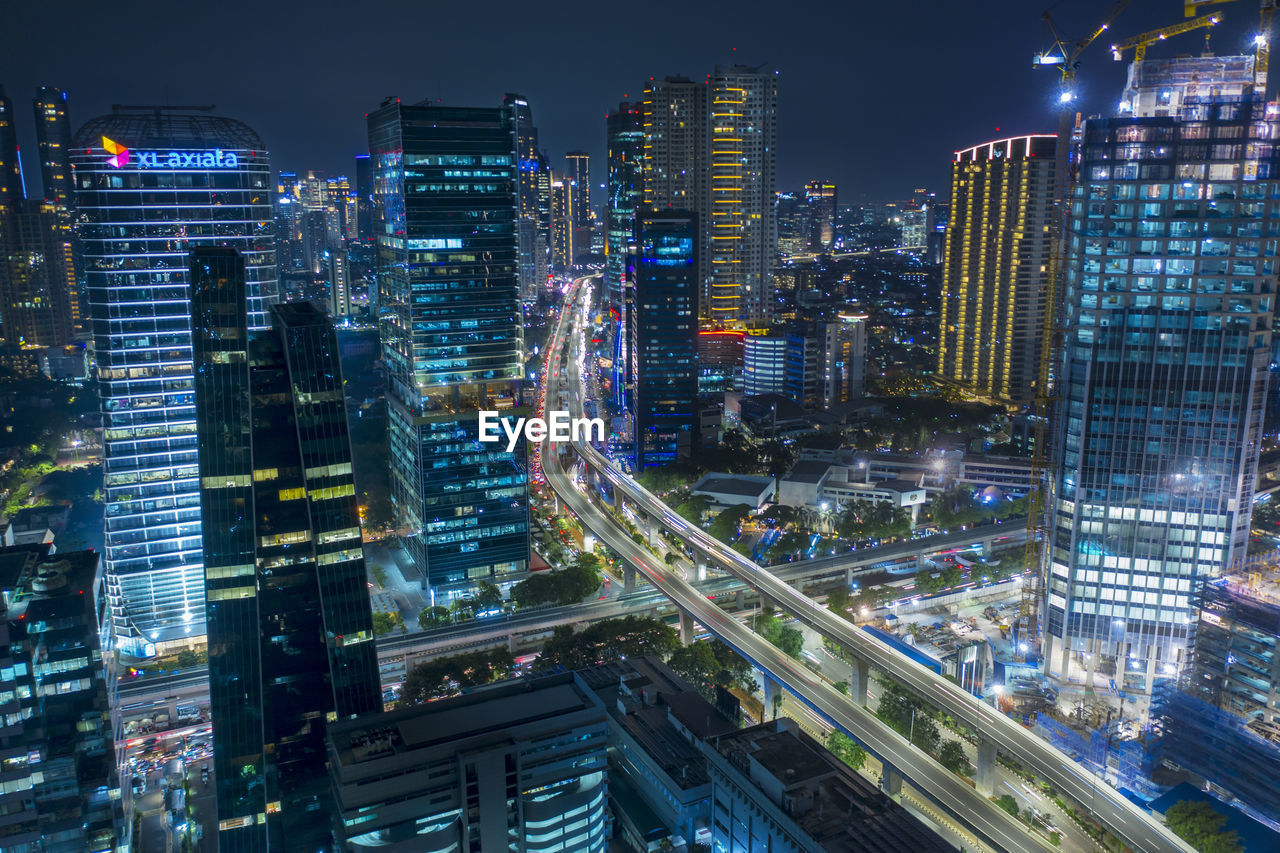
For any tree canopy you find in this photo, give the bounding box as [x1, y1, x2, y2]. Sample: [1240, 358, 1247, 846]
[1164, 801, 1243, 853]
[534, 615, 679, 672]
[512, 553, 602, 608]
[398, 648, 514, 706]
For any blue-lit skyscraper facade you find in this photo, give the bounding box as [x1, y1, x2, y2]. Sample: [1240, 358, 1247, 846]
[368, 102, 529, 599]
[71, 109, 276, 656]
[1045, 57, 1274, 691]
[628, 209, 698, 468]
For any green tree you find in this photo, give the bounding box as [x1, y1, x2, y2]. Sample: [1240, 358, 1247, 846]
[708, 504, 752, 544]
[371, 611, 402, 637]
[474, 581, 503, 611]
[418, 606, 452, 630]
[675, 494, 713, 524]
[398, 648, 514, 706]
[876, 681, 939, 753]
[534, 616, 679, 672]
[939, 740, 973, 776]
[668, 641, 722, 691]
[773, 625, 804, 658]
[826, 585, 851, 613]
[1164, 801, 1243, 853]
[995, 795, 1020, 818]
[825, 730, 867, 771]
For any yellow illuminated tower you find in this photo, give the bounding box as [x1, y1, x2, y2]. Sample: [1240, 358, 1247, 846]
[937, 134, 1057, 404]
[707, 64, 777, 327]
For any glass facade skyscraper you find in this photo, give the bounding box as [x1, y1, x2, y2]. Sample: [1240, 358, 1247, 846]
[1046, 56, 1274, 692]
[368, 101, 529, 598]
[628, 209, 699, 468]
[190, 247, 380, 852]
[32, 86, 73, 213]
[71, 108, 277, 656]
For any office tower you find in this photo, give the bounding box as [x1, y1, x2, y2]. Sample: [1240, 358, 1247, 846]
[1045, 55, 1274, 692]
[783, 324, 822, 412]
[0, 545, 123, 852]
[70, 107, 277, 656]
[505, 93, 550, 300]
[566, 150, 592, 228]
[742, 330, 787, 396]
[551, 174, 575, 269]
[775, 191, 808, 254]
[190, 247, 381, 851]
[697, 329, 744, 394]
[354, 153, 373, 241]
[804, 180, 836, 251]
[606, 102, 643, 307]
[823, 311, 867, 407]
[329, 249, 352, 317]
[368, 101, 529, 597]
[707, 65, 777, 326]
[329, 673, 609, 852]
[0, 86, 23, 222]
[937, 135, 1057, 405]
[32, 86, 73, 212]
[900, 205, 927, 248]
[628, 209, 698, 468]
[707, 718, 950, 852]
[0, 201, 76, 346]
[925, 201, 949, 265]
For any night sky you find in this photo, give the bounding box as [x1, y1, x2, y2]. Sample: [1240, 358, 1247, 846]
[2, 0, 1266, 202]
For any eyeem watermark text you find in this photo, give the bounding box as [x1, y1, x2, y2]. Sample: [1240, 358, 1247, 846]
[479, 411, 606, 452]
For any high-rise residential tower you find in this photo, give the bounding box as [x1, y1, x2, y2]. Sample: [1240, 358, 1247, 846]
[368, 101, 529, 597]
[0, 201, 76, 346]
[71, 107, 277, 655]
[707, 65, 777, 326]
[551, 174, 575, 269]
[628, 209, 699, 468]
[937, 135, 1057, 405]
[1046, 55, 1274, 692]
[566, 150, 592, 228]
[190, 247, 381, 851]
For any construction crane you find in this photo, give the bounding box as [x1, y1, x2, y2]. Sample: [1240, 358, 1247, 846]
[1110, 13, 1223, 61]
[1183, 0, 1276, 84]
[1019, 1, 1130, 661]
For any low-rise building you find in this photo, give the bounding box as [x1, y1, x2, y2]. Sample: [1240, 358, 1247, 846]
[704, 718, 950, 852]
[690, 474, 776, 513]
[328, 674, 610, 852]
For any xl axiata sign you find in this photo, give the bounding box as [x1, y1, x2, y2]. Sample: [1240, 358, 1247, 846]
[102, 136, 242, 169]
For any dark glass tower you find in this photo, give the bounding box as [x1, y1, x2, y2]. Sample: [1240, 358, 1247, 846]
[606, 102, 643, 314]
[368, 101, 530, 600]
[32, 86, 73, 212]
[0, 85, 23, 221]
[504, 93, 550, 301]
[628, 209, 699, 468]
[190, 247, 380, 851]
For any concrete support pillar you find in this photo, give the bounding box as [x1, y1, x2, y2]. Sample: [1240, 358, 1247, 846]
[624, 563, 636, 595]
[982, 536, 994, 556]
[849, 654, 870, 708]
[680, 610, 695, 645]
[647, 518, 658, 549]
[759, 592, 774, 613]
[734, 589, 744, 609]
[166, 696, 179, 722]
[507, 633, 518, 655]
[915, 553, 927, 572]
[976, 737, 997, 797]
[881, 762, 902, 798]
[762, 675, 781, 720]
[696, 554, 707, 582]
[844, 567, 854, 587]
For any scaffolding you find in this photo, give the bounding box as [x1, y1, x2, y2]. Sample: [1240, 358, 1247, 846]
[1152, 678, 1280, 825]
[1033, 712, 1158, 796]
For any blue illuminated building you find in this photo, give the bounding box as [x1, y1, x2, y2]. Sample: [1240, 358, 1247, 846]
[367, 101, 529, 599]
[628, 208, 698, 468]
[70, 107, 276, 656]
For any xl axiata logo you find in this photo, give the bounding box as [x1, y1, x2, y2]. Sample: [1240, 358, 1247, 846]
[479, 411, 605, 452]
[102, 135, 241, 169]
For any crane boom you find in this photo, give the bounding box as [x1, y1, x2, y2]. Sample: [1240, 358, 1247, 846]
[1111, 14, 1222, 61]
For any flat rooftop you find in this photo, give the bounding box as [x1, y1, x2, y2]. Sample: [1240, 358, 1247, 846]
[692, 473, 774, 498]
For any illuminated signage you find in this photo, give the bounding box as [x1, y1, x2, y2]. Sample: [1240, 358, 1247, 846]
[102, 135, 240, 169]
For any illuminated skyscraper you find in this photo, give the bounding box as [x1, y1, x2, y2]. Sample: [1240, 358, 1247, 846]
[629, 209, 698, 468]
[551, 174, 575, 269]
[0, 201, 76, 346]
[0, 85, 23, 221]
[937, 135, 1057, 405]
[190, 247, 380, 851]
[566, 150, 592, 229]
[707, 65, 777, 326]
[368, 100, 529, 597]
[605, 101, 643, 313]
[71, 107, 277, 655]
[1046, 55, 1274, 692]
[505, 93, 550, 299]
[804, 180, 836, 251]
[32, 86, 73, 213]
